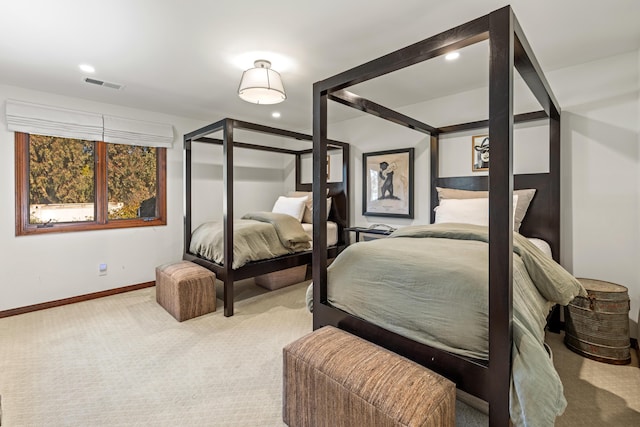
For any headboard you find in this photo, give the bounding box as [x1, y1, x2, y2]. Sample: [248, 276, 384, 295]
[432, 173, 559, 262]
[296, 140, 350, 247]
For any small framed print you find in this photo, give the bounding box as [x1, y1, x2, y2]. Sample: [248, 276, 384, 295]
[362, 147, 414, 218]
[472, 135, 489, 171]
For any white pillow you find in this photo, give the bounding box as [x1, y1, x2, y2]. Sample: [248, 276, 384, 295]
[287, 190, 332, 223]
[435, 195, 519, 229]
[271, 196, 308, 221]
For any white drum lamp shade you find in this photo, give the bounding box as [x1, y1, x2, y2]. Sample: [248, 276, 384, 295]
[238, 60, 286, 105]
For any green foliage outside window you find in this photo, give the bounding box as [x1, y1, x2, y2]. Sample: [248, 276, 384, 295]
[29, 135, 95, 206]
[107, 144, 157, 219]
[28, 135, 158, 223]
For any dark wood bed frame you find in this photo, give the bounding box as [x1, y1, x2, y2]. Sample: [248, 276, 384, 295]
[311, 6, 560, 426]
[183, 118, 350, 317]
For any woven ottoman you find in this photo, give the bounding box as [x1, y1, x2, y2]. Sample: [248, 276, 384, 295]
[155, 261, 216, 322]
[283, 326, 456, 427]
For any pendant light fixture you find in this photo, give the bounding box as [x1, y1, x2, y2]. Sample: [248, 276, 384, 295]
[237, 60, 286, 105]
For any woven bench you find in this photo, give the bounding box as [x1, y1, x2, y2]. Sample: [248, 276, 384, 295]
[155, 261, 216, 322]
[283, 326, 455, 427]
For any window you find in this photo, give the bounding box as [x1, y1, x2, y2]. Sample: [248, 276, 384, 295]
[15, 132, 166, 235]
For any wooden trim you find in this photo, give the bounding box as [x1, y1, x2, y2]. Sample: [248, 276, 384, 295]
[15, 132, 30, 235]
[329, 90, 436, 134]
[512, 14, 561, 116]
[487, 7, 514, 423]
[233, 118, 313, 141]
[223, 119, 235, 317]
[0, 281, 155, 318]
[195, 137, 304, 155]
[156, 147, 167, 222]
[184, 138, 193, 262]
[429, 134, 439, 224]
[17, 218, 167, 235]
[95, 141, 107, 224]
[312, 81, 329, 328]
[437, 110, 547, 134]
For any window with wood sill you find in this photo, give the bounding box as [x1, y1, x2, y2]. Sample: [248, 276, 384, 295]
[15, 132, 166, 235]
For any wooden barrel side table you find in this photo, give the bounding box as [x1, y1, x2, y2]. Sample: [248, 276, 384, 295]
[564, 278, 631, 365]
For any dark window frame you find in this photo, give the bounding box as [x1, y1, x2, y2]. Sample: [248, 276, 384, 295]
[15, 132, 167, 236]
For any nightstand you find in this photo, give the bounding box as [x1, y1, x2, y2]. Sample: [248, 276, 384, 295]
[344, 226, 395, 245]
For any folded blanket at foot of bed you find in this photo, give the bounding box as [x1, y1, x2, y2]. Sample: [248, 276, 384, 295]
[189, 212, 310, 269]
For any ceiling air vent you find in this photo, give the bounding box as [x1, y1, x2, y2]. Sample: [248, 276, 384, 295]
[83, 77, 124, 90]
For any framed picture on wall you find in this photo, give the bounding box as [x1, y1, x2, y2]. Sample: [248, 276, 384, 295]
[362, 147, 414, 218]
[472, 135, 489, 171]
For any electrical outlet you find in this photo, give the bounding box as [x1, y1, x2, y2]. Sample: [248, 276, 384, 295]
[99, 263, 107, 276]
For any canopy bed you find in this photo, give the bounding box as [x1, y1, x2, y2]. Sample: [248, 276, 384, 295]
[183, 118, 350, 317]
[310, 6, 583, 427]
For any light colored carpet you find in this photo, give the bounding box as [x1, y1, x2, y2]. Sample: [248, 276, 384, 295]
[0, 280, 309, 426]
[0, 280, 638, 426]
[549, 329, 640, 426]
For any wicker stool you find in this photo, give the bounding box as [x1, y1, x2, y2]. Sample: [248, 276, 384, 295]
[283, 326, 456, 427]
[155, 261, 216, 322]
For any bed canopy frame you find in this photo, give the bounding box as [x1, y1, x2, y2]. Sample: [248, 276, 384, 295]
[312, 6, 560, 426]
[183, 118, 350, 317]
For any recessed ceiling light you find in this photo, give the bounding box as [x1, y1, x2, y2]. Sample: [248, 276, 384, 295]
[79, 64, 95, 73]
[445, 52, 460, 61]
[272, 112, 281, 118]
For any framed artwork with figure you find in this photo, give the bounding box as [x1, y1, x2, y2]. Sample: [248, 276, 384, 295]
[362, 147, 414, 218]
[472, 135, 489, 171]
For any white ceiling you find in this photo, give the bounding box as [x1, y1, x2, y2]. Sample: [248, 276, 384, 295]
[0, 0, 638, 132]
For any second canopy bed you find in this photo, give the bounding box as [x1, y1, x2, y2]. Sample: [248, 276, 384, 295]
[183, 118, 350, 316]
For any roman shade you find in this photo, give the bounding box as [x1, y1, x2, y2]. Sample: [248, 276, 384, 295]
[5, 99, 103, 141]
[5, 99, 174, 148]
[103, 115, 173, 148]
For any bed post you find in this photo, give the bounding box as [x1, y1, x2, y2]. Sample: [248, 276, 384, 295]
[488, 6, 514, 427]
[549, 105, 561, 259]
[223, 119, 235, 317]
[429, 134, 439, 224]
[183, 136, 192, 260]
[312, 81, 329, 330]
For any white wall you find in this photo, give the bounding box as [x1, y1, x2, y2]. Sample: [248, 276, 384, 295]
[326, 50, 640, 337]
[0, 85, 288, 311]
[189, 141, 293, 228]
[554, 51, 640, 337]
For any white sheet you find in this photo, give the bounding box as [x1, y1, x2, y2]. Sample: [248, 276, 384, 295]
[302, 221, 338, 247]
[528, 238, 552, 258]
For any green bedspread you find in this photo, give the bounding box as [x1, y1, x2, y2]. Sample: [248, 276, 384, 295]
[189, 212, 310, 269]
[306, 223, 585, 427]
